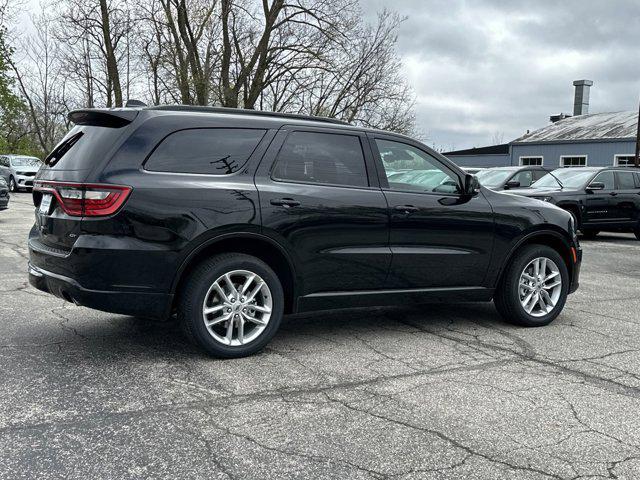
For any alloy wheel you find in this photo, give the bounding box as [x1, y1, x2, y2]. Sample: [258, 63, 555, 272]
[518, 257, 562, 317]
[9, 177, 16, 192]
[201, 269, 272, 346]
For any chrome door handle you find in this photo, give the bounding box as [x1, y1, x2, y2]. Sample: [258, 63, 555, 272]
[270, 198, 300, 208]
[394, 205, 419, 213]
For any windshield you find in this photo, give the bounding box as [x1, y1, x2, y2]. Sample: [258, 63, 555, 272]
[476, 169, 514, 187]
[11, 156, 41, 167]
[533, 169, 596, 189]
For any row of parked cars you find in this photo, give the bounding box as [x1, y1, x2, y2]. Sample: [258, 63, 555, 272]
[465, 165, 640, 240]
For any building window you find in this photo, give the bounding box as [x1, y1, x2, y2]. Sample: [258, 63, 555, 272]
[560, 156, 587, 167]
[519, 156, 543, 166]
[614, 155, 636, 166]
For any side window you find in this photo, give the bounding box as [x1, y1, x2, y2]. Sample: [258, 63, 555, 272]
[512, 170, 533, 187]
[271, 131, 368, 188]
[616, 171, 636, 190]
[145, 128, 266, 174]
[532, 169, 547, 181]
[592, 171, 614, 190]
[375, 139, 460, 194]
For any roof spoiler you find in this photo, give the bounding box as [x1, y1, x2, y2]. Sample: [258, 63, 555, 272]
[68, 109, 139, 128]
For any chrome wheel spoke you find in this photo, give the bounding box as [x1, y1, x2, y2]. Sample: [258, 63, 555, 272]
[204, 304, 225, 315]
[544, 280, 561, 289]
[237, 317, 245, 344]
[202, 269, 272, 347]
[243, 312, 267, 326]
[518, 257, 562, 318]
[207, 312, 232, 326]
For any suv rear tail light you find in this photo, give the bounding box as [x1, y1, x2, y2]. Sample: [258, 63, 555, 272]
[33, 181, 132, 217]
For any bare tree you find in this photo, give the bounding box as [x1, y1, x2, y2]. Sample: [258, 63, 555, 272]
[491, 131, 505, 145]
[7, 11, 70, 153]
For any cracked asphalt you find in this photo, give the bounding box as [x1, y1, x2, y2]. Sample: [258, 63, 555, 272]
[1, 192, 640, 479]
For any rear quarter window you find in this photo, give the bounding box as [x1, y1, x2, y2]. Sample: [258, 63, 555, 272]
[145, 128, 266, 175]
[44, 126, 127, 171]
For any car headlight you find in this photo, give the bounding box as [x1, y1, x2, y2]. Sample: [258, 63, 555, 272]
[538, 196, 553, 202]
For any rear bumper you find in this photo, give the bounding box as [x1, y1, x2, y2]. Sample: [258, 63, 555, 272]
[28, 263, 172, 319]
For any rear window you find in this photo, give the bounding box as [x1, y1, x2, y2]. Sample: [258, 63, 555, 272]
[145, 128, 266, 175]
[44, 125, 127, 171]
[271, 131, 368, 187]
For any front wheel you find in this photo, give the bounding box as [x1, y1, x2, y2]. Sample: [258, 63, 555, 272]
[8, 177, 17, 192]
[494, 244, 569, 327]
[634, 226, 640, 240]
[178, 253, 284, 358]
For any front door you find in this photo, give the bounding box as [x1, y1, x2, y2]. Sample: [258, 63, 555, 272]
[255, 127, 391, 296]
[584, 170, 616, 225]
[370, 135, 494, 289]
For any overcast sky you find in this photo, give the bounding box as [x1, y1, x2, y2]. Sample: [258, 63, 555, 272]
[362, 0, 640, 150]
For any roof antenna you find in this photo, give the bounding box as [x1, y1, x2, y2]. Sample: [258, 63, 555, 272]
[125, 99, 147, 107]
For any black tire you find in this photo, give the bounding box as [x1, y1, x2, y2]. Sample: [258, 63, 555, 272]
[8, 176, 17, 192]
[178, 253, 284, 358]
[634, 226, 640, 241]
[494, 244, 569, 327]
[581, 229, 599, 239]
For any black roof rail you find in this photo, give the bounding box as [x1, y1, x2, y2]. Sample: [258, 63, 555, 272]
[146, 105, 350, 126]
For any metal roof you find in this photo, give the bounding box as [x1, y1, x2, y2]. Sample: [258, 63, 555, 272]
[444, 143, 510, 156]
[513, 111, 638, 144]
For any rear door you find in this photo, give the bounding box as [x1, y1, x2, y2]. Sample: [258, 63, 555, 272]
[613, 170, 640, 224]
[370, 134, 494, 289]
[255, 126, 390, 296]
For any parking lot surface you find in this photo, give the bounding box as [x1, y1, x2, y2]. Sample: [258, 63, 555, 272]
[1, 192, 640, 479]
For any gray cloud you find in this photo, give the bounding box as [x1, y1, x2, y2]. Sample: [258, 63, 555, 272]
[361, 0, 640, 150]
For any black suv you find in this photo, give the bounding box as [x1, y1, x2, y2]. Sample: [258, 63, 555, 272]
[28, 107, 581, 358]
[475, 166, 550, 191]
[510, 167, 640, 239]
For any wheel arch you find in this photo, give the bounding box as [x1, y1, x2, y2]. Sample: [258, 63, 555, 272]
[494, 229, 575, 290]
[556, 202, 582, 228]
[171, 233, 299, 314]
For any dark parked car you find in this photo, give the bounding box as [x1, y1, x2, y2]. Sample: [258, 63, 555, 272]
[476, 166, 550, 191]
[0, 177, 9, 210]
[28, 106, 581, 358]
[509, 167, 640, 239]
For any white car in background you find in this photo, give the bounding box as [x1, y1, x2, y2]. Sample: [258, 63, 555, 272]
[0, 155, 43, 192]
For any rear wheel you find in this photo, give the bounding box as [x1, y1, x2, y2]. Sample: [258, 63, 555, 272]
[178, 253, 284, 358]
[494, 244, 569, 327]
[634, 226, 640, 240]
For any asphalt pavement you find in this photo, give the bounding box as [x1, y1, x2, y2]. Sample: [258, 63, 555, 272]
[1, 192, 640, 479]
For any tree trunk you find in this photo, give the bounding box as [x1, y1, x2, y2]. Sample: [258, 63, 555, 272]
[99, 0, 123, 107]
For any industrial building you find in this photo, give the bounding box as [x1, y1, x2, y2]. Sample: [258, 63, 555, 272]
[445, 80, 639, 169]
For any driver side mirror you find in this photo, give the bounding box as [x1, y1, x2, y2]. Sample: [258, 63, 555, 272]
[464, 174, 480, 195]
[586, 182, 605, 192]
[504, 180, 520, 189]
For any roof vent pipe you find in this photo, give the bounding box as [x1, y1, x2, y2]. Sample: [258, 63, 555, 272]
[573, 80, 593, 116]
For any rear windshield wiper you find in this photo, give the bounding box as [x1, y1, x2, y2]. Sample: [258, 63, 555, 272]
[45, 131, 84, 167]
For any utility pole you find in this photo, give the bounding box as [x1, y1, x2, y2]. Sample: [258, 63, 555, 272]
[635, 96, 640, 167]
